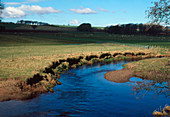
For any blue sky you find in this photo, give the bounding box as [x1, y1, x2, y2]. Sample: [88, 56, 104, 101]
[2, 0, 157, 27]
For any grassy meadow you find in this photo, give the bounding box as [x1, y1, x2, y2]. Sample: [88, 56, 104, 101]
[125, 57, 170, 81]
[0, 32, 170, 81]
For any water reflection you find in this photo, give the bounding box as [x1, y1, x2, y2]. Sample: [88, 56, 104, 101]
[0, 61, 169, 117]
[130, 77, 170, 98]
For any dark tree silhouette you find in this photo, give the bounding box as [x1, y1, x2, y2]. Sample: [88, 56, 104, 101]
[146, 0, 170, 25]
[131, 24, 138, 34]
[106, 24, 138, 35]
[138, 24, 147, 34]
[124, 24, 132, 34]
[105, 23, 166, 35]
[105, 25, 120, 34]
[105, 25, 125, 34]
[147, 24, 163, 35]
[32, 25, 38, 30]
[77, 23, 92, 32]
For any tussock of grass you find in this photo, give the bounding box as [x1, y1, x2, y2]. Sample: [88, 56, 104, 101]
[104, 58, 115, 63]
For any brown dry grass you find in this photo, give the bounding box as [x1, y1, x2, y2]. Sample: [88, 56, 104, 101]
[125, 57, 170, 81]
[0, 43, 159, 80]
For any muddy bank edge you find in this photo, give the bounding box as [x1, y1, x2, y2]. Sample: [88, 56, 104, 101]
[0, 50, 169, 102]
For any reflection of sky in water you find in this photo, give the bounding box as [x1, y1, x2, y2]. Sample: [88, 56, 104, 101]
[129, 77, 143, 82]
[129, 77, 170, 98]
[0, 61, 169, 117]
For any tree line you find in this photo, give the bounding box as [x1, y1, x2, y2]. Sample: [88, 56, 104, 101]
[104, 23, 169, 35]
[77, 23, 169, 35]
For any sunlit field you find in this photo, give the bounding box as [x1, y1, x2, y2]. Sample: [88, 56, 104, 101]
[0, 32, 169, 80]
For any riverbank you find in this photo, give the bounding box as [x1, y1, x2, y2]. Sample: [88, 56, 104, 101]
[104, 57, 170, 83]
[0, 33, 170, 102]
[125, 57, 170, 81]
[0, 49, 169, 102]
[1, 60, 169, 117]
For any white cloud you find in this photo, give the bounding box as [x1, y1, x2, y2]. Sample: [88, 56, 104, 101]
[2, 7, 26, 18]
[4, 2, 22, 6]
[97, 8, 109, 12]
[4, 0, 46, 6]
[2, 5, 61, 18]
[69, 19, 79, 25]
[19, 5, 61, 15]
[70, 8, 96, 14]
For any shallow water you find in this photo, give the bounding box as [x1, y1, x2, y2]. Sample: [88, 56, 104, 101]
[0, 61, 169, 117]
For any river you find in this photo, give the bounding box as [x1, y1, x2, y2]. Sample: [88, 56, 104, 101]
[0, 61, 169, 117]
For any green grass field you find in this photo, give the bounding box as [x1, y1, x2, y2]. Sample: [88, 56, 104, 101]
[0, 32, 169, 80]
[1, 32, 170, 47]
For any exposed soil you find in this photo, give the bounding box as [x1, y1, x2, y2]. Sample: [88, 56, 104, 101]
[0, 79, 48, 102]
[104, 57, 170, 83]
[0, 51, 169, 102]
[104, 69, 134, 83]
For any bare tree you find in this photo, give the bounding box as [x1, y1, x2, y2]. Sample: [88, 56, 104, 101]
[146, 0, 170, 25]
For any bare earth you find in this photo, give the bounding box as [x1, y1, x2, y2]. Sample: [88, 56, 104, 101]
[0, 79, 48, 102]
[0, 51, 169, 102]
[104, 69, 134, 83]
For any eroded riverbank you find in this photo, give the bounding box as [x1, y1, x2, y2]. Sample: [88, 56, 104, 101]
[0, 50, 169, 102]
[0, 61, 169, 117]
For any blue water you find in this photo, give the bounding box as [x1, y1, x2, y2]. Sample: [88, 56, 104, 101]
[0, 61, 169, 117]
